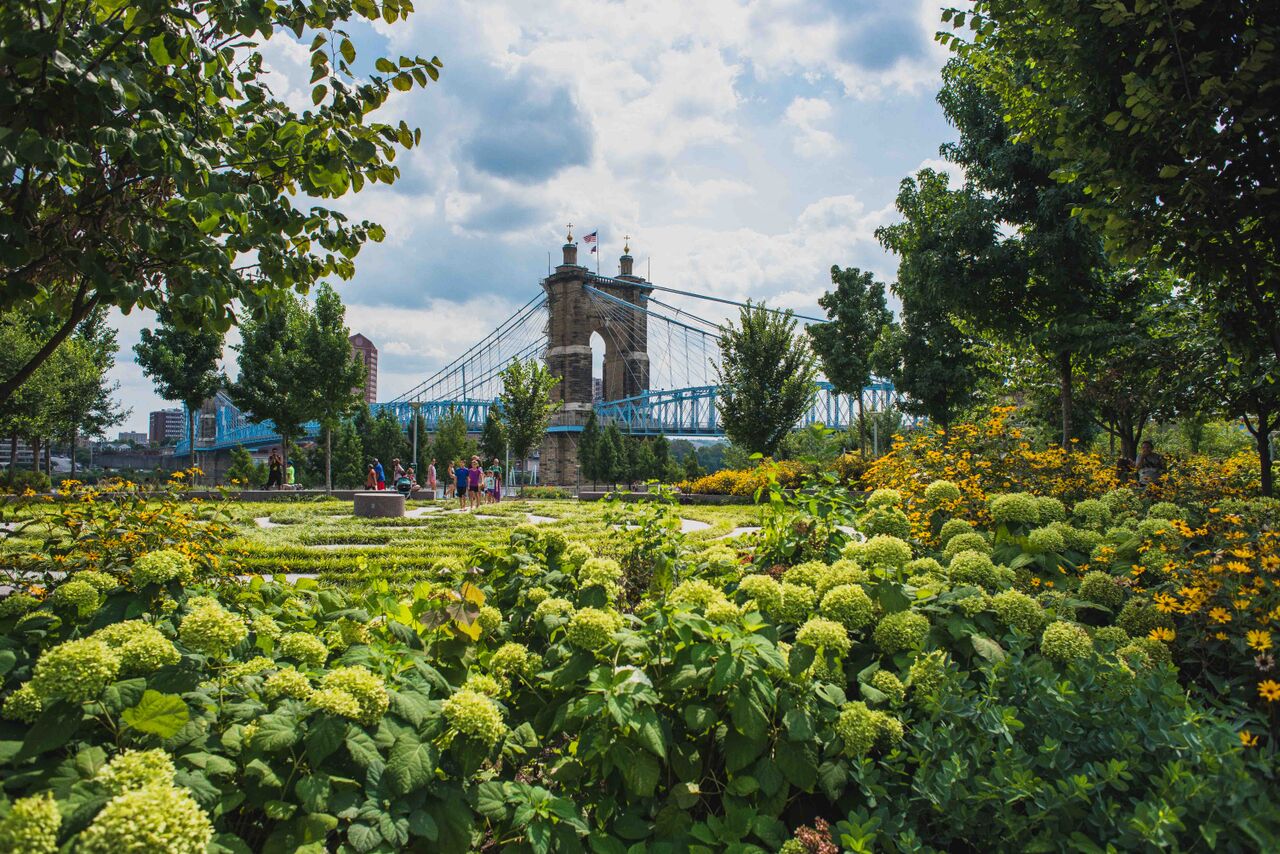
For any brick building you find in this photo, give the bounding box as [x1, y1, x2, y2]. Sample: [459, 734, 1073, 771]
[148, 408, 184, 444]
[349, 333, 378, 404]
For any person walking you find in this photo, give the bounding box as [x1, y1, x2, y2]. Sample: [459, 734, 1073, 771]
[373, 458, 385, 490]
[265, 448, 283, 490]
[392, 458, 405, 481]
[427, 458, 437, 499]
[468, 456, 484, 510]
[488, 457, 502, 503]
[365, 464, 377, 490]
[454, 460, 469, 510]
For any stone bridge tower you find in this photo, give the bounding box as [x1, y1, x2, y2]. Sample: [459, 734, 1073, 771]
[539, 228, 650, 485]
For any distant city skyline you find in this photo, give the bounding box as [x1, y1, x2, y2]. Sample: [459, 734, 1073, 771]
[106, 0, 960, 432]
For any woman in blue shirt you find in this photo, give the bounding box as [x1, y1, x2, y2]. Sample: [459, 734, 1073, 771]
[454, 460, 469, 509]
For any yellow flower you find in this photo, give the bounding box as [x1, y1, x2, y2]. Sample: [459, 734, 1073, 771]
[1247, 630, 1273, 652]
[1239, 731, 1259, 748]
[1209, 607, 1232, 624]
[1258, 680, 1280, 703]
[1214, 632, 1229, 641]
[1147, 627, 1175, 642]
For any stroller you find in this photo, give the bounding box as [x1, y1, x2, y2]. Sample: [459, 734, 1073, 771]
[394, 476, 414, 496]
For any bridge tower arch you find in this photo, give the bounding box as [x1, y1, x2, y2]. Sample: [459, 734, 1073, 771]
[540, 228, 651, 484]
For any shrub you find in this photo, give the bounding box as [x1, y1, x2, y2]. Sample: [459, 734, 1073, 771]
[1078, 571, 1125, 610]
[943, 531, 990, 559]
[858, 505, 912, 539]
[923, 479, 961, 505]
[1041, 621, 1093, 663]
[991, 590, 1046, 635]
[820, 584, 875, 632]
[873, 611, 930, 654]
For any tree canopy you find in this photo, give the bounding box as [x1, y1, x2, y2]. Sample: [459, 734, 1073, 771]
[135, 304, 225, 468]
[0, 0, 442, 405]
[498, 359, 561, 471]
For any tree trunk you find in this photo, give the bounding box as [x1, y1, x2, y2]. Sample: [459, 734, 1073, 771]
[856, 395, 866, 455]
[326, 425, 333, 493]
[70, 427, 77, 478]
[1260, 427, 1273, 498]
[9, 435, 16, 477]
[30, 437, 40, 472]
[0, 290, 101, 407]
[1058, 350, 1072, 450]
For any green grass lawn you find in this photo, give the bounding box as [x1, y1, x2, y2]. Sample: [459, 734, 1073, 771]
[221, 497, 764, 588]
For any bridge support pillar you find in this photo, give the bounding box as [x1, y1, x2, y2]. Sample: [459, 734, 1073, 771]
[538, 232, 651, 485]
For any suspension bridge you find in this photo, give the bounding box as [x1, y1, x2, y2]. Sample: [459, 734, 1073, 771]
[179, 232, 909, 482]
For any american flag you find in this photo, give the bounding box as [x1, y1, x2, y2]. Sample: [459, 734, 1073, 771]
[584, 230, 598, 253]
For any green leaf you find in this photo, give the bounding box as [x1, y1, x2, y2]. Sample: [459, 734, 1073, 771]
[784, 708, 814, 742]
[0, 649, 16, 676]
[255, 712, 302, 751]
[788, 643, 815, 677]
[296, 773, 332, 814]
[375, 57, 397, 73]
[307, 716, 346, 765]
[312, 84, 327, 105]
[633, 707, 666, 759]
[392, 73, 413, 92]
[970, 634, 1006, 663]
[18, 701, 83, 759]
[474, 781, 509, 820]
[408, 808, 438, 840]
[121, 691, 189, 739]
[386, 734, 437, 795]
[148, 35, 171, 65]
[348, 822, 382, 852]
[775, 744, 817, 790]
[619, 751, 659, 798]
[345, 729, 382, 770]
[296, 813, 338, 844]
[340, 38, 357, 64]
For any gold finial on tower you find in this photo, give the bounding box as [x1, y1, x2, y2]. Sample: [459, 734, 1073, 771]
[623, 234, 630, 254]
[566, 222, 573, 243]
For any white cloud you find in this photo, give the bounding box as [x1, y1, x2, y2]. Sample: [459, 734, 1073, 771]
[784, 97, 838, 158]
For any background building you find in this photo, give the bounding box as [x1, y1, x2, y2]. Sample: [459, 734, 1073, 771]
[148, 408, 184, 444]
[349, 333, 378, 404]
[117, 431, 147, 445]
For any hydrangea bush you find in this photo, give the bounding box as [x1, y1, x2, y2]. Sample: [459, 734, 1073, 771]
[0, 478, 1276, 852]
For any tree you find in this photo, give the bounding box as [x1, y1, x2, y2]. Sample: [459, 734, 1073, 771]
[682, 449, 705, 481]
[329, 420, 367, 489]
[226, 446, 261, 488]
[651, 435, 671, 482]
[135, 304, 224, 471]
[302, 284, 365, 491]
[51, 315, 128, 477]
[366, 410, 408, 473]
[632, 439, 657, 485]
[230, 296, 312, 476]
[870, 311, 985, 431]
[715, 304, 818, 457]
[479, 409, 507, 465]
[598, 425, 626, 488]
[809, 266, 892, 452]
[432, 407, 470, 472]
[497, 359, 562, 485]
[943, 2, 1280, 366]
[0, 0, 442, 407]
[578, 412, 602, 485]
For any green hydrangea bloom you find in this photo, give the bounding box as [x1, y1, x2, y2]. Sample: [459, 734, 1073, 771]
[478, 605, 504, 636]
[697, 545, 741, 571]
[0, 593, 39, 619]
[948, 550, 1000, 590]
[78, 784, 212, 854]
[97, 749, 176, 795]
[1128, 636, 1173, 666]
[779, 841, 806, 854]
[815, 559, 866, 595]
[868, 669, 905, 706]
[1040, 621, 1093, 663]
[1071, 499, 1112, 531]
[1036, 590, 1077, 621]
[795, 617, 852, 656]
[873, 611, 929, 654]
[31, 637, 119, 703]
[93, 621, 180, 675]
[525, 587, 550, 606]
[566, 608, 624, 650]
[532, 597, 574, 621]
[705, 599, 741, 623]
[510, 524, 541, 545]
[924, 480, 961, 505]
[859, 506, 912, 540]
[49, 579, 99, 617]
[820, 584, 875, 632]
[1117, 600, 1173, 638]
[943, 532, 990, 560]
[669, 579, 723, 610]
[1035, 497, 1067, 523]
[1093, 626, 1131, 648]
[783, 561, 828, 589]
[336, 617, 372, 647]
[1135, 517, 1181, 543]
[991, 590, 1046, 635]
[490, 642, 537, 677]
[225, 656, 275, 678]
[955, 592, 991, 617]
[441, 688, 506, 746]
[561, 542, 594, 573]
[1146, 501, 1185, 521]
[859, 535, 912, 569]
[579, 557, 623, 595]
[1078, 572, 1125, 610]
[737, 575, 782, 613]
[0, 792, 61, 854]
[318, 666, 388, 725]
[76, 571, 119, 592]
[1101, 488, 1142, 519]
[2, 682, 43, 723]
[1026, 526, 1065, 554]
[540, 529, 568, 558]
[251, 614, 282, 639]
[989, 493, 1039, 525]
[278, 632, 328, 667]
[834, 701, 903, 756]
[178, 601, 247, 658]
[1049, 522, 1102, 554]
[907, 650, 949, 697]
[904, 557, 946, 579]
[264, 668, 312, 701]
[309, 687, 362, 719]
[131, 549, 194, 586]
[463, 672, 504, 697]
[1116, 643, 1154, 671]
[775, 582, 817, 623]
[866, 488, 903, 508]
[938, 518, 974, 547]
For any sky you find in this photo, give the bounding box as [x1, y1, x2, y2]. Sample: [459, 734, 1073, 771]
[108, 0, 963, 433]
